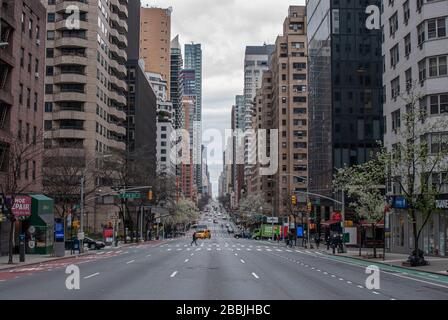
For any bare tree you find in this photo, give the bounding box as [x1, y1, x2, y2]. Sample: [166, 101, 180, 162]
[0, 136, 44, 264]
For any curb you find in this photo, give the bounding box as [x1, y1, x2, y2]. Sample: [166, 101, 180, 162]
[0, 252, 94, 272]
[325, 252, 448, 277]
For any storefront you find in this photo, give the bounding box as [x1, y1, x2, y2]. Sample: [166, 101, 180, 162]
[388, 196, 448, 257]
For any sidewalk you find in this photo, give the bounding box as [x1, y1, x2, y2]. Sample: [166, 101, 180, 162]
[257, 239, 448, 276]
[328, 247, 448, 276]
[0, 239, 167, 271]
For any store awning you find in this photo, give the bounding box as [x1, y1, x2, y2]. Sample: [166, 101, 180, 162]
[321, 219, 341, 226]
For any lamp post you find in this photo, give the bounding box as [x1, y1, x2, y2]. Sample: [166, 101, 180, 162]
[80, 154, 112, 252]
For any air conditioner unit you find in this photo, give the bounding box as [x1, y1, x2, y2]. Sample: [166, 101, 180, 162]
[35, 73, 39, 79]
[36, 39, 40, 46]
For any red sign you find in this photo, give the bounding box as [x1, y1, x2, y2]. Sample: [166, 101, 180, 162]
[12, 196, 32, 217]
[331, 212, 342, 221]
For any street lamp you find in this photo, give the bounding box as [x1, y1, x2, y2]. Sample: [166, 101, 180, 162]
[79, 154, 112, 251]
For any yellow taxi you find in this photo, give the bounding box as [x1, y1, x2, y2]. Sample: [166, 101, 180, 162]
[195, 226, 211, 239]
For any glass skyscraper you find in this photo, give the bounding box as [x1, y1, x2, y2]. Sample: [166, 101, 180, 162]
[184, 43, 203, 193]
[307, 0, 383, 217]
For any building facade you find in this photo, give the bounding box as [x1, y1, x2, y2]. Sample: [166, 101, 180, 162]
[382, 0, 448, 256]
[307, 0, 383, 220]
[184, 43, 202, 194]
[0, 0, 46, 255]
[139, 6, 172, 95]
[170, 35, 184, 130]
[269, 6, 309, 217]
[243, 45, 275, 188]
[42, 0, 129, 233]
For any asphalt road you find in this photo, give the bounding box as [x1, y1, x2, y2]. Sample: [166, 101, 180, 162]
[1, 215, 448, 300]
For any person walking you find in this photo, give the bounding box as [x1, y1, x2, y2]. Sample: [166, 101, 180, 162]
[314, 234, 321, 249]
[288, 232, 294, 248]
[191, 232, 198, 246]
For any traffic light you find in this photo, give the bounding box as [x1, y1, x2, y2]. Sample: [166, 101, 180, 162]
[307, 202, 312, 213]
[148, 189, 153, 201]
[291, 195, 297, 206]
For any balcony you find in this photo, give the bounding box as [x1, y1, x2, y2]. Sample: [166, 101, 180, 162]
[56, 0, 90, 13]
[54, 54, 88, 66]
[55, 37, 89, 49]
[109, 43, 127, 62]
[52, 110, 86, 121]
[53, 73, 87, 84]
[108, 138, 126, 151]
[108, 122, 126, 136]
[53, 92, 86, 102]
[109, 91, 126, 107]
[50, 128, 86, 139]
[109, 75, 127, 92]
[108, 58, 127, 78]
[109, 106, 126, 121]
[55, 19, 89, 31]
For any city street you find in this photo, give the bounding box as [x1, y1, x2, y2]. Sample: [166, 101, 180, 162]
[0, 215, 447, 300]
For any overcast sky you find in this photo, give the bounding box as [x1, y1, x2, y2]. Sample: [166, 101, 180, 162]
[141, 0, 306, 197]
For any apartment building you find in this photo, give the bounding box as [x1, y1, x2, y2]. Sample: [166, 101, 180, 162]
[140, 6, 172, 95]
[270, 6, 309, 217]
[382, 0, 448, 256]
[0, 0, 46, 255]
[243, 45, 275, 188]
[42, 0, 129, 233]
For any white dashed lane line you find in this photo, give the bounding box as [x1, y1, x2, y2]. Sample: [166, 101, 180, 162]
[252, 272, 260, 279]
[84, 272, 100, 279]
[240, 259, 246, 264]
[170, 271, 178, 278]
[184, 259, 189, 263]
[126, 260, 135, 264]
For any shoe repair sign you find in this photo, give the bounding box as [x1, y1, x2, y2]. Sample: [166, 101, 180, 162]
[11, 196, 32, 217]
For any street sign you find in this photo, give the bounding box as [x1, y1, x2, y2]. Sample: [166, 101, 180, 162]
[117, 192, 141, 199]
[28, 241, 35, 249]
[266, 217, 278, 223]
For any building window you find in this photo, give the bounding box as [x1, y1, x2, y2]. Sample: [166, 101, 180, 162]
[45, 102, 53, 112]
[392, 109, 401, 132]
[47, 13, 55, 23]
[389, 12, 398, 37]
[405, 68, 412, 92]
[419, 59, 427, 82]
[391, 77, 400, 99]
[33, 126, 37, 144]
[20, 48, 25, 67]
[32, 161, 36, 180]
[390, 44, 399, 68]
[45, 84, 53, 94]
[19, 84, 23, 104]
[404, 33, 411, 57]
[34, 93, 38, 111]
[46, 48, 54, 58]
[47, 30, 55, 40]
[429, 56, 448, 77]
[429, 94, 448, 115]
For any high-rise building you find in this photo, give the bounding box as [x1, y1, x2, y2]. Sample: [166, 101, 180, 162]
[269, 6, 309, 217]
[307, 0, 383, 220]
[0, 0, 46, 255]
[140, 6, 172, 95]
[382, 0, 448, 256]
[243, 45, 275, 187]
[42, 0, 129, 232]
[232, 95, 245, 205]
[184, 43, 202, 194]
[125, 1, 157, 184]
[170, 35, 184, 130]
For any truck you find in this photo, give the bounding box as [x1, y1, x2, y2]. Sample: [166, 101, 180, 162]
[252, 224, 274, 240]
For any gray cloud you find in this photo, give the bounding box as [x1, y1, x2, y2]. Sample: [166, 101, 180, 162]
[141, 0, 306, 196]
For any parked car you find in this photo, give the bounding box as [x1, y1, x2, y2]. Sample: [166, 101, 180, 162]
[234, 230, 250, 239]
[83, 237, 105, 250]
